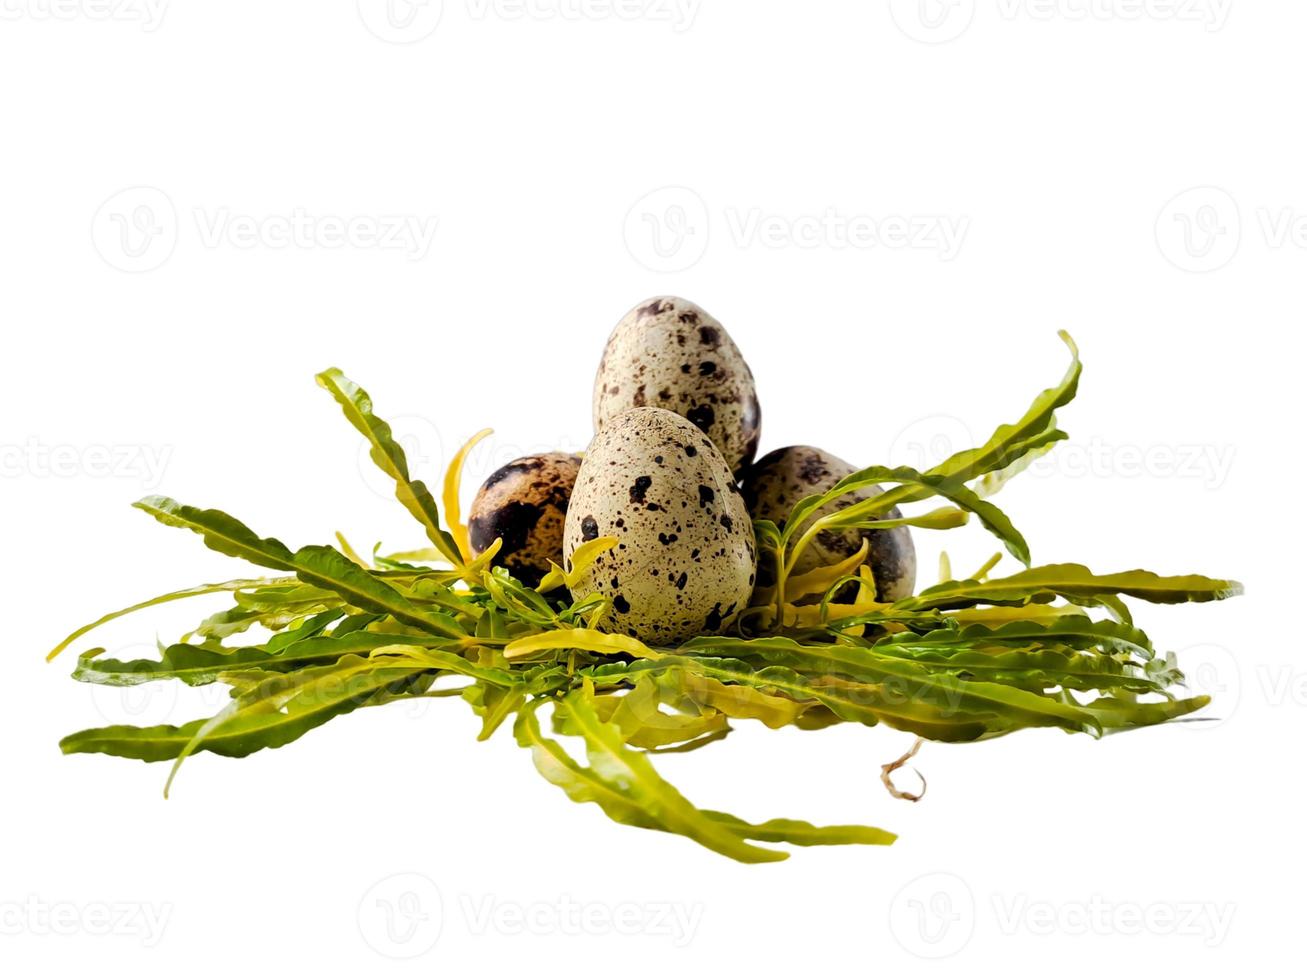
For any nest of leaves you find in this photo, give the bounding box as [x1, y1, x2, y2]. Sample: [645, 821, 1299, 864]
[50, 333, 1241, 863]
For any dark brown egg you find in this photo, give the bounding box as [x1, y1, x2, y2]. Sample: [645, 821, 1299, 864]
[468, 452, 582, 588]
[741, 445, 916, 602]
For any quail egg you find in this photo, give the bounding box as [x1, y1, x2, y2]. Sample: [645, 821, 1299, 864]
[564, 407, 756, 644]
[593, 297, 761, 477]
[468, 452, 582, 588]
[741, 445, 916, 601]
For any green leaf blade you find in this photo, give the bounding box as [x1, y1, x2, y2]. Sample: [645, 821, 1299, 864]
[315, 369, 462, 565]
[61, 654, 435, 764]
[133, 496, 296, 570]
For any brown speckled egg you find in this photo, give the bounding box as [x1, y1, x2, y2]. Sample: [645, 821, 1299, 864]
[741, 446, 917, 602]
[468, 453, 582, 588]
[593, 297, 761, 478]
[563, 408, 756, 645]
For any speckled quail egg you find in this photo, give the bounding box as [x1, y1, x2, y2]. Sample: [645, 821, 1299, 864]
[741, 445, 917, 602]
[468, 452, 582, 588]
[563, 407, 757, 645]
[593, 297, 761, 478]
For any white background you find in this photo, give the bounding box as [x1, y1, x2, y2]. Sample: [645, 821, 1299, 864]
[0, 1, 1295, 975]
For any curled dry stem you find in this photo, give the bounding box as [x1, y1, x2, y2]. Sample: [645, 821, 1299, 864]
[881, 737, 927, 802]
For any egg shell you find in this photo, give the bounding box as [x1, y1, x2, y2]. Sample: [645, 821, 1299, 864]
[593, 296, 761, 477]
[741, 445, 917, 601]
[564, 407, 757, 645]
[468, 452, 582, 588]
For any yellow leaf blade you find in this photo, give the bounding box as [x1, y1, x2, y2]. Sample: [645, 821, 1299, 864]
[443, 428, 493, 564]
